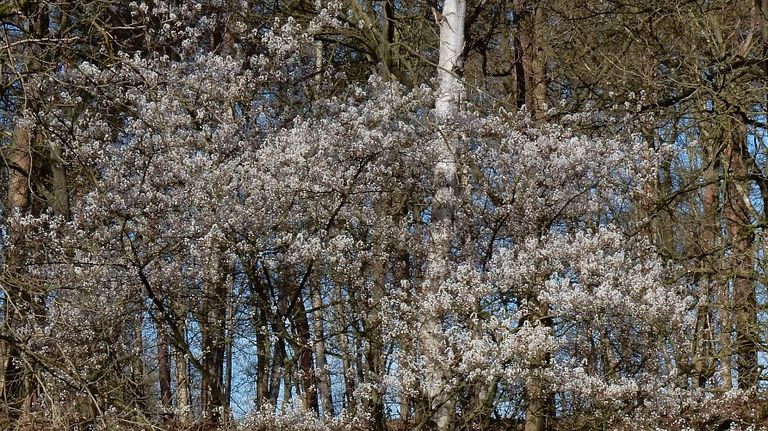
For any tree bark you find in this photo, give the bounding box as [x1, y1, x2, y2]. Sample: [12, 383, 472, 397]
[514, 3, 553, 429]
[335, 288, 356, 412]
[365, 250, 386, 431]
[422, 0, 465, 429]
[156, 315, 172, 413]
[200, 268, 227, 424]
[513, 0, 546, 120]
[293, 298, 319, 413]
[311, 283, 334, 417]
[724, 122, 758, 389]
[268, 337, 286, 408]
[255, 307, 270, 409]
[2, 119, 33, 423]
[173, 321, 191, 423]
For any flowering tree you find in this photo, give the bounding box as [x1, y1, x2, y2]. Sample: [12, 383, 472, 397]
[2, 1, 766, 431]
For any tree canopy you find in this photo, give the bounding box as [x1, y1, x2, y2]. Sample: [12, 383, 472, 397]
[2, 1, 768, 430]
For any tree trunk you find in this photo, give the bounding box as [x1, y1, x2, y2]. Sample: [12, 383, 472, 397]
[268, 330, 287, 408]
[434, 0, 466, 118]
[524, 383, 548, 431]
[174, 322, 191, 424]
[379, 0, 397, 80]
[724, 122, 758, 389]
[224, 283, 236, 426]
[156, 315, 172, 413]
[2, 120, 33, 424]
[47, 144, 70, 219]
[513, 0, 546, 120]
[335, 292, 356, 411]
[422, 1, 465, 429]
[201, 268, 227, 424]
[515, 4, 553, 428]
[310, 283, 334, 417]
[255, 307, 270, 409]
[365, 254, 386, 431]
[524, 303, 552, 431]
[293, 298, 319, 413]
[7, 123, 31, 211]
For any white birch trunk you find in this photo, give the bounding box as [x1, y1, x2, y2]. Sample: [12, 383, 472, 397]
[434, 0, 466, 119]
[421, 2, 465, 430]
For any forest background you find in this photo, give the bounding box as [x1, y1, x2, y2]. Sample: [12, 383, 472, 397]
[2, 0, 768, 430]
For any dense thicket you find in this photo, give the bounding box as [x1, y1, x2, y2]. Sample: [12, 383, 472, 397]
[2, 1, 768, 430]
